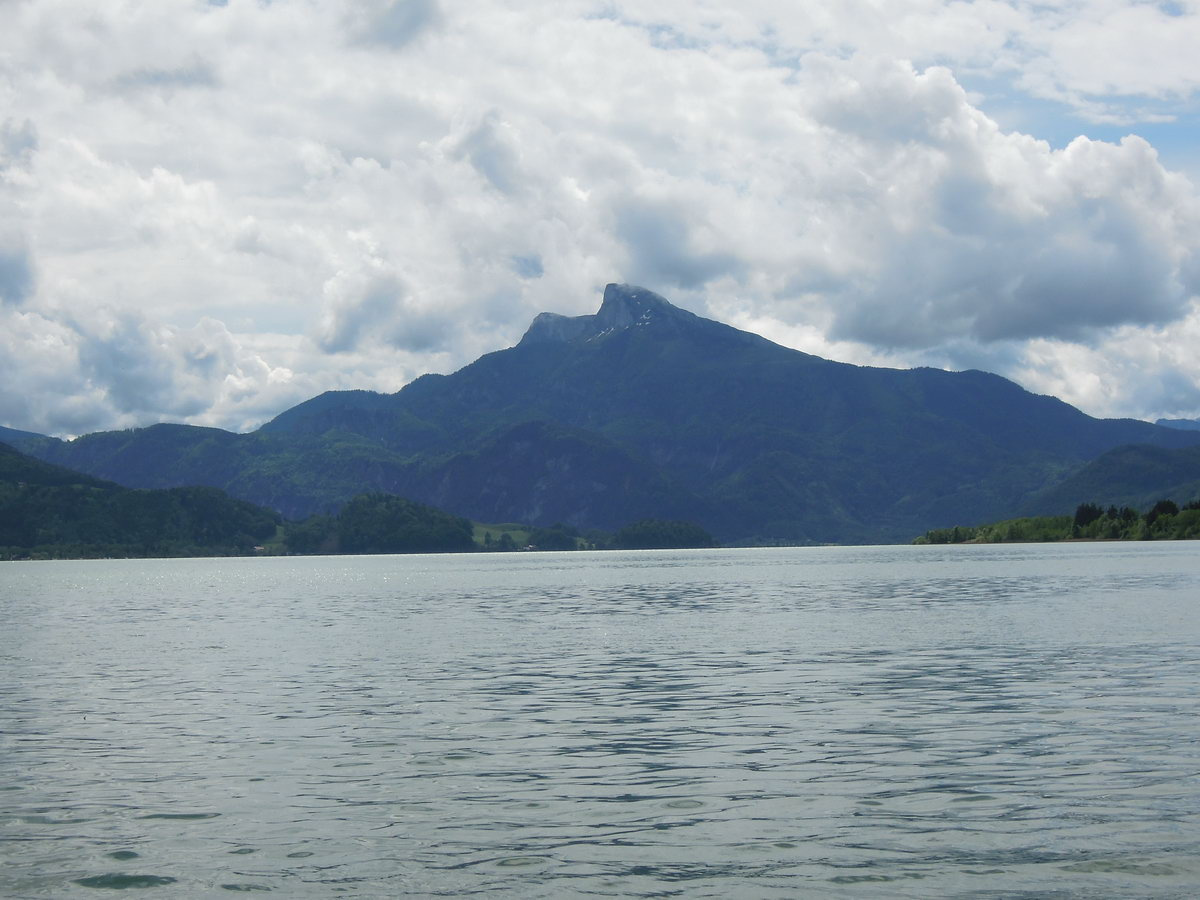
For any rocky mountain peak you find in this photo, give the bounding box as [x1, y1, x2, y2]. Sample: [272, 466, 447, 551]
[519, 283, 686, 346]
[594, 283, 675, 330]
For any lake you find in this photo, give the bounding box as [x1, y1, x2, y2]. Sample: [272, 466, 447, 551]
[2, 542, 1199, 897]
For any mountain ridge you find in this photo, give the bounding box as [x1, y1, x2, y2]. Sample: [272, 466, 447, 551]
[9, 283, 1200, 542]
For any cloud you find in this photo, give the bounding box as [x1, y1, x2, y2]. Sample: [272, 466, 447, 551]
[0, 118, 36, 305]
[318, 268, 406, 354]
[451, 111, 525, 195]
[0, 243, 34, 306]
[615, 195, 745, 290]
[608, 0, 1200, 124]
[781, 58, 1200, 349]
[2, 1, 1200, 437]
[1, 118, 37, 169]
[73, 311, 208, 418]
[1015, 2, 1200, 114]
[315, 236, 457, 354]
[512, 254, 543, 279]
[319, 287, 390, 355]
[0, 303, 308, 437]
[349, 0, 441, 49]
[115, 59, 218, 92]
[1013, 302, 1200, 422]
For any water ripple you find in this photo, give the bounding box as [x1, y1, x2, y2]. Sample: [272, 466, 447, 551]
[2, 544, 1199, 897]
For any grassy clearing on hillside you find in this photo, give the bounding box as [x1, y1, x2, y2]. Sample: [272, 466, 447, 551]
[474, 523, 532, 550]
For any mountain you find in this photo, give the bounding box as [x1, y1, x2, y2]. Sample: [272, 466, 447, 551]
[20, 423, 420, 521]
[18, 284, 1200, 543]
[1157, 418, 1200, 432]
[0, 424, 47, 450]
[0, 441, 113, 490]
[1021, 444, 1200, 515]
[0, 442, 280, 557]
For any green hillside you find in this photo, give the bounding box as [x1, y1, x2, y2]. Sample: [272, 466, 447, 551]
[0, 442, 280, 559]
[1021, 444, 1200, 516]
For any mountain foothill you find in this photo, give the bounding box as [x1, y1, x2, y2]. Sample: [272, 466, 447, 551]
[5, 283, 1200, 551]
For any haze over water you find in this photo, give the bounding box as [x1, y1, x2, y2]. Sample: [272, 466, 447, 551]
[3, 543, 1199, 897]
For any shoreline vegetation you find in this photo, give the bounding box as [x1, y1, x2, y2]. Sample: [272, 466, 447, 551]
[914, 499, 1200, 545]
[0, 513, 718, 561]
[7, 480, 1199, 561]
[8, 441, 1200, 560]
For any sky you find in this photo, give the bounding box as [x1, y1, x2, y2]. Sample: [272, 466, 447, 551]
[2, 0, 1200, 437]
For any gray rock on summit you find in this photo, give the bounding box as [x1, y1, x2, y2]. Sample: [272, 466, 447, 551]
[520, 283, 679, 345]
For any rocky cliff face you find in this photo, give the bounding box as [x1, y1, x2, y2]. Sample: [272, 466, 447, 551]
[520, 283, 694, 345]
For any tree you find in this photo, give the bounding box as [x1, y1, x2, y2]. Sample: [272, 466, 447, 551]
[528, 524, 578, 550]
[1074, 502, 1103, 528]
[1146, 499, 1180, 527]
[334, 493, 474, 554]
[285, 515, 337, 554]
[614, 519, 717, 550]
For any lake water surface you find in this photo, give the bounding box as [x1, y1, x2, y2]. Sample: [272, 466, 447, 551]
[2, 543, 1199, 897]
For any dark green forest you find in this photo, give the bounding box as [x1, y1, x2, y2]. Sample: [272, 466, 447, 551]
[612, 519, 718, 549]
[0, 443, 279, 559]
[283, 493, 475, 555]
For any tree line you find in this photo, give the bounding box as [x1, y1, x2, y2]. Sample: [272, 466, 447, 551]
[283, 501, 717, 555]
[915, 498, 1200, 545]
